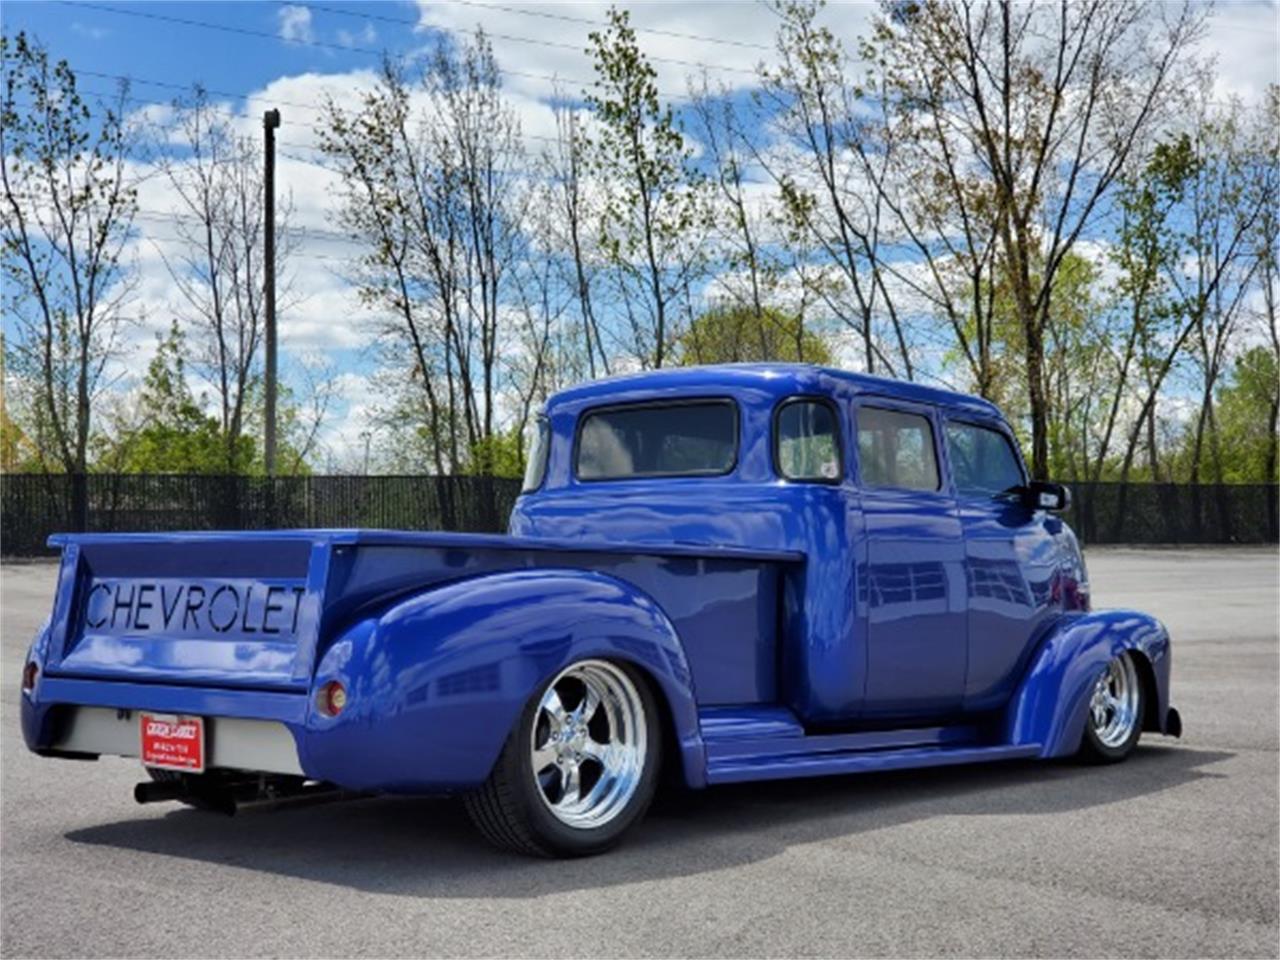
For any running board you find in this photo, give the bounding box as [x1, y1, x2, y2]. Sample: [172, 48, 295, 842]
[698, 706, 1041, 785]
[706, 742, 1042, 784]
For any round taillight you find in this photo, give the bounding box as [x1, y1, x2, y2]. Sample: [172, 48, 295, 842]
[318, 680, 347, 717]
[22, 661, 39, 692]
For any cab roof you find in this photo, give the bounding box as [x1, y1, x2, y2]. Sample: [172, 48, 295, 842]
[546, 363, 1005, 420]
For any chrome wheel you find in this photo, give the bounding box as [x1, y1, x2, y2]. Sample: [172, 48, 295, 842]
[1089, 653, 1140, 748]
[530, 660, 647, 830]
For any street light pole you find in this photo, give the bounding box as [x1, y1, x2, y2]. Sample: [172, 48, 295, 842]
[263, 108, 281, 475]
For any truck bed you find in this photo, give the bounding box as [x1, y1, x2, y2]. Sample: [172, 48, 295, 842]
[42, 529, 803, 706]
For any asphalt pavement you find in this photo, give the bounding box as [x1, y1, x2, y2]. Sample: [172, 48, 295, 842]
[2, 547, 1277, 958]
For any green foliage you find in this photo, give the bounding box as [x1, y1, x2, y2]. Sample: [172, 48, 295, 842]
[94, 322, 313, 476]
[1203, 347, 1278, 483]
[460, 427, 526, 479]
[674, 305, 832, 366]
[104, 322, 243, 474]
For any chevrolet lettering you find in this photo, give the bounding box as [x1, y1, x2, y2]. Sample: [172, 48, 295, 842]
[82, 579, 307, 636]
[21, 364, 1182, 857]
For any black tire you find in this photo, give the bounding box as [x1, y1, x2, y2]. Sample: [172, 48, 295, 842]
[1077, 652, 1144, 764]
[464, 660, 662, 857]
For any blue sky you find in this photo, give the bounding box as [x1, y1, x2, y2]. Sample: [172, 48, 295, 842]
[3, 1, 1277, 467]
[6, 2, 413, 93]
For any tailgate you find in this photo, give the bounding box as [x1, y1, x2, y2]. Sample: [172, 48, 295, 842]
[42, 534, 329, 691]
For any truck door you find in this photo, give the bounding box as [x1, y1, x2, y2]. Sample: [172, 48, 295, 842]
[853, 401, 967, 718]
[941, 417, 1059, 711]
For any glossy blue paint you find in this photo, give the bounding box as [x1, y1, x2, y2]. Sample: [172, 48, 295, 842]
[304, 568, 705, 791]
[1006, 608, 1174, 758]
[22, 364, 1178, 798]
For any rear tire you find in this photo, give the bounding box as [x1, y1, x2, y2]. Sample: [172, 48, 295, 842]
[464, 659, 661, 857]
[1077, 651, 1143, 763]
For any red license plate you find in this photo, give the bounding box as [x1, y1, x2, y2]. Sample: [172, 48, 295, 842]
[140, 713, 205, 773]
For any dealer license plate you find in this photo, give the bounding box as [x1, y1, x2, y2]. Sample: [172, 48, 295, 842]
[139, 713, 205, 773]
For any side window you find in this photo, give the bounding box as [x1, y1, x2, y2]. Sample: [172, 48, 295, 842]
[521, 416, 550, 493]
[776, 399, 841, 482]
[576, 401, 737, 481]
[944, 421, 1025, 496]
[856, 406, 940, 491]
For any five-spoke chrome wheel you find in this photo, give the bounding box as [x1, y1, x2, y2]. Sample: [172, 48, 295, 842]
[1087, 652, 1141, 749]
[530, 660, 648, 829]
[465, 656, 661, 856]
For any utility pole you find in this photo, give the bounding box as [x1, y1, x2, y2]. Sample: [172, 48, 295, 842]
[263, 108, 281, 475]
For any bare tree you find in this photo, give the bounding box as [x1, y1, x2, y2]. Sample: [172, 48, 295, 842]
[544, 94, 610, 379]
[320, 32, 527, 474]
[758, 0, 910, 378]
[153, 88, 298, 472]
[1, 32, 137, 497]
[690, 77, 787, 343]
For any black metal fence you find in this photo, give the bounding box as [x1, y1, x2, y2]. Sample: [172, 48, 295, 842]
[1, 474, 523, 557]
[1067, 482, 1278, 546]
[1, 474, 1275, 557]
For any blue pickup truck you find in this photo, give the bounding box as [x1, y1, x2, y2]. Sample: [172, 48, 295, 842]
[21, 364, 1181, 856]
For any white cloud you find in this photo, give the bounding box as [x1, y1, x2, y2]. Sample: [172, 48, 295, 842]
[278, 5, 314, 45]
[1199, 0, 1279, 105]
[336, 23, 378, 49]
[70, 21, 110, 41]
[411, 1, 792, 104]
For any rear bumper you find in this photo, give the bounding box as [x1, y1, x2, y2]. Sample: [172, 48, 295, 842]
[23, 676, 309, 777]
[47, 706, 303, 776]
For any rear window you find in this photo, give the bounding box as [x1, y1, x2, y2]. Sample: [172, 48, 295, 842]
[576, 401, 737, 481]
[856, 406, 940, 491]
[776, 399, 841, 482]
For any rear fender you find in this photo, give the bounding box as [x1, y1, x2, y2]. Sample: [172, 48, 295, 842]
[1006, 609, 1173, 758]
[301, 568, 704, 792]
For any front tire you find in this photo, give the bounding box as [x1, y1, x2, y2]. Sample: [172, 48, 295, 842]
[1077, 651, 1143, 763]
[464, 659, 661, 857]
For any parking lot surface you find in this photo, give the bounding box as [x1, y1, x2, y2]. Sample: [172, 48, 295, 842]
[2, 547, 1277, 958]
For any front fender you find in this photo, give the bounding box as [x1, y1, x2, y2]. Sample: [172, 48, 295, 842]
[301, 568, 704, 792]
[1006, 609, 1174, 758]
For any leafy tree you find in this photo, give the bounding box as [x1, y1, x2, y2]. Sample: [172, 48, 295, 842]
[586, 7, 707, 369]
[461, 427, 525, 479]
[674, 305, 832, 366]
[862, 1, 1202, 478]
[98, 322, 319, 476]
[105, 322, 242, 474]
[1, 32, 137, 492]
[1176, 347, 1279, 483]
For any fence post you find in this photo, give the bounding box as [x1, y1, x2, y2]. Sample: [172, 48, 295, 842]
[69, 471, 88, 533]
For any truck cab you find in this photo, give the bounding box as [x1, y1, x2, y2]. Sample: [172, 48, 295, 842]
[512, 364, 1087, 725]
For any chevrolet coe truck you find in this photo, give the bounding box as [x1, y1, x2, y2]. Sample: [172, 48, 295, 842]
[21, 364, 1182, 857]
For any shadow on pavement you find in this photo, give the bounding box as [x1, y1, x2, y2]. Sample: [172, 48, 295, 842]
[66, 744, 1227, 898]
